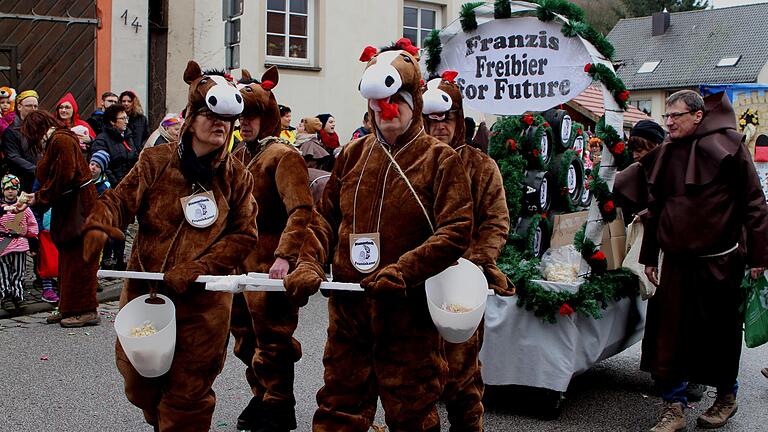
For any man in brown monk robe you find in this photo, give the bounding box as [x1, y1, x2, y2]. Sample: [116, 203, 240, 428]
[640, 90, 768, 432]
[422, 72, 512, 432]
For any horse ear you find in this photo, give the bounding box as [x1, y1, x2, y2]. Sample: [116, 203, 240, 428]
[184, 60, 203, 84]
[261, 66, 279, 89]
[241, 69, 252, 82]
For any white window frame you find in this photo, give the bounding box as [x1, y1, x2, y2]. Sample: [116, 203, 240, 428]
[403, 2, 443, 48]
[265, 0, 316, 67]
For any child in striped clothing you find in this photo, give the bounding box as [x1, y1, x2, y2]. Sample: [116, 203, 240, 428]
[0, 174, 38, 310]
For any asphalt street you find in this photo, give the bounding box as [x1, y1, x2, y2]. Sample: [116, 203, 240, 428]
[2, 294, 768, 431]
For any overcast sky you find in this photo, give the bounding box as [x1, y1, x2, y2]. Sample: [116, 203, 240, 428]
[712, 0, 768, 8]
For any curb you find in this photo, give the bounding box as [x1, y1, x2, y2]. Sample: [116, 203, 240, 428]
[0, 281, 123, 319]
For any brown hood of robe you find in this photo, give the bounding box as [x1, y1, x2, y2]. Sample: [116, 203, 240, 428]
[647, 91, 743, 188]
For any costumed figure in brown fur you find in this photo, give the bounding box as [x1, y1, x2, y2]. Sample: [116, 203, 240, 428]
[284, 38, 474, 431]
[18, 111, 100, 327]
[82, 60, 258, 432]
[229, 66, 314, 432]
[422, 72, 512, 431]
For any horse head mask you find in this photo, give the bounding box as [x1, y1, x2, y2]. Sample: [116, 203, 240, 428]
[358, 38, 423, 123]
[238, 66, 281, 140]
[422, 70, 465, 148]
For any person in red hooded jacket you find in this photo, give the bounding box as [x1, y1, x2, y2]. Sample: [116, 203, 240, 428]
[54, 93, 96, 155]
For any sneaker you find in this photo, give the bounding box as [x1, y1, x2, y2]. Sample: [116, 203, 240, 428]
[41, 289, 59, 303]
[60, 311, 100, 328]
[650, 402, 686, 432]
[46, 310, 63, 324]
[697, 393, 737, 429]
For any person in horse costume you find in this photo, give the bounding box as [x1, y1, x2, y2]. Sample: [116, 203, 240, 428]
[229, 66, 314, 432]
[82, 60, 259, 432]
[422, 72, 512, 431]
[284, 38, 474, 432]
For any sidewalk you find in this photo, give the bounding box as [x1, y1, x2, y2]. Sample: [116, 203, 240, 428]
[0, 225, 136, 319]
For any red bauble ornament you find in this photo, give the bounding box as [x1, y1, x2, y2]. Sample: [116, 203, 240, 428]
[618, 90, 630, 102]
[590, 251, 607, 261]
[522, 115, 534, 126]
[603, 200, 615, 213]
[584, 63, 592, 73]
[507, 138, 517, 151]
[577, 128, 583, 135]
[612, 141, 626, 154]
[559, 303, 574, 316]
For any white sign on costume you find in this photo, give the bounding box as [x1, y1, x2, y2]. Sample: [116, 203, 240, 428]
[439, 17, 593, 115]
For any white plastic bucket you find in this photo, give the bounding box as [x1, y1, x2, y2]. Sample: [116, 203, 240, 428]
[114, 294, 176, 378]
[425, 258, 489, 344]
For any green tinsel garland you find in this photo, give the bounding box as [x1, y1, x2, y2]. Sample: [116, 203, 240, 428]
[561, 21, 615, 60]
[460, 2, 485, 32]
[494, 0, 512, 18]
[595, 116, 632, 170]
[587, 168, 617, 222]
[516, 268, 637, 323]
[573, 224, 608, 274]
[533, 0, 585, 23]
[424, 29, 442, 76]
[584, 63, 629, 110]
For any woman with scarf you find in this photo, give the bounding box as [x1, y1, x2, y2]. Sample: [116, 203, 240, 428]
[145, 113, 182, 148]
[315, 113, 339, 154]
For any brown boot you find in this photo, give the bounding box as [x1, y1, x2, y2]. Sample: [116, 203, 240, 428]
[60, 311, 101, 328]
[697, 393, 737, 429]
[649, 402, 686, 432]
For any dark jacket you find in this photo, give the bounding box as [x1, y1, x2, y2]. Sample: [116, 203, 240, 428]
[1, 115, 40, 192]
[127, 113, 149, 149]
[91, 126, 139, 187]
[86, 110, 105, 136]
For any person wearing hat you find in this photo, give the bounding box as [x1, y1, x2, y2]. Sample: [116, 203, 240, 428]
[0, 173, 38, 311]
[2, 90, 40, 193]
[144, 113, 182, 148]
[284, 38, 473, 431]
[0, 86, 16, 135]
[315, 113, 339, 153]
[229, 67, 314, 432]
[89, 150, 111, 195]
[421, 72, 512, 431]
[81, 61, 258, 432]
[629, 119, 666, 162]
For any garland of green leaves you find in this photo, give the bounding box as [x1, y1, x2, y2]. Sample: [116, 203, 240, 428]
[584, 63, 629, 110]
[573, 224, 608, 275]
[586, 165, 617, 222]
[595, 116, 632, 169]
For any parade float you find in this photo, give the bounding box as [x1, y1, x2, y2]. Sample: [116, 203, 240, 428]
[423, 0, 645, 412]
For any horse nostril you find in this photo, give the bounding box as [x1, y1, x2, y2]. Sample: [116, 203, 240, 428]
[235, 94, 242, 103]
[208, 95, 218, 106]
[442, 95, 449, 102]
[385, 76, 395, 87]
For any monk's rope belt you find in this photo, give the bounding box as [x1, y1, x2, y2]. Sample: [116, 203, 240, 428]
[699, 243, 739, 258]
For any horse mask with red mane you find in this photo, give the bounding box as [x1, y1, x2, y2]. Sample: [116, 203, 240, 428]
[421, 70, 466, 148]
[358, 38, 423, 124]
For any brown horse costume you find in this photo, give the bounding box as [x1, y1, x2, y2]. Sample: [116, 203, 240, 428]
[284, 38, 474, 431]
[34, 128, 100, 321]
[228, 66, 314, 431]
[83, 60, 257, 432]
[423, 73, 511, 431]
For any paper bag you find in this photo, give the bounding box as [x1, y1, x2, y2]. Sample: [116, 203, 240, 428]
[601, 212, 626, 270]
[550, 211, 588, 248]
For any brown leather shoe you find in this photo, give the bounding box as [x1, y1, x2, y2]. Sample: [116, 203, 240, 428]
[46, 310, 63, 324]
[650, 402, 686, 432]
[697, 393, 737, 429]
[60, 311, 101, 328]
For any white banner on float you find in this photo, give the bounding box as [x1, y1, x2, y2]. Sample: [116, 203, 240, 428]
[440, 17, 593, 115]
